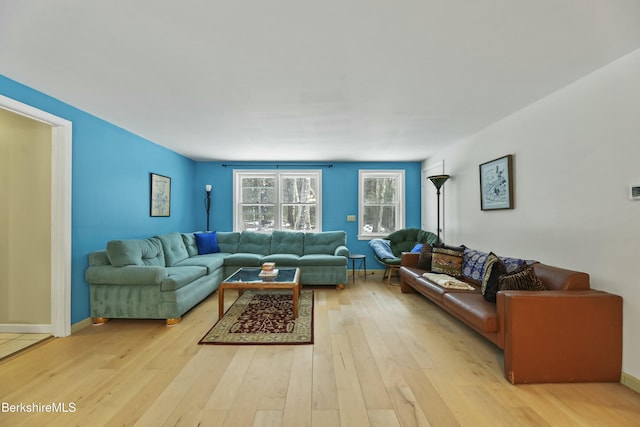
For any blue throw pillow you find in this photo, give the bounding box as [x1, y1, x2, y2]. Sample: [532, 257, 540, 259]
[368, 239, 395, 259]
[411, 243, 423, 253]
[195, 232, 220, 255]
[500, 256, 527, 273]
[462, 247, 490, 281]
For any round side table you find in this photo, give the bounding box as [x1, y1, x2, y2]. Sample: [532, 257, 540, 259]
[348, 254, 367, 283]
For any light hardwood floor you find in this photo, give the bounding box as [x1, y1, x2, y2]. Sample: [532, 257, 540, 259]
[1, 276, 639, 427]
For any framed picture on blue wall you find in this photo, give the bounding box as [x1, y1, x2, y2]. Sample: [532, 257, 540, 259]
[479, 155, 513, 210]
[150, 173, 171, 217]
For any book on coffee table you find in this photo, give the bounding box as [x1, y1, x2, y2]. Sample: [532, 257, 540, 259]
[258, 268, 279, 279]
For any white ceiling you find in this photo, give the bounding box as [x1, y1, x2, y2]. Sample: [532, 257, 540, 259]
[2, 1, 640, 162]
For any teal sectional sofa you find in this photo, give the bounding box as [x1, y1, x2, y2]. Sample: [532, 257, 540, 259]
[85, 230, 349, 325]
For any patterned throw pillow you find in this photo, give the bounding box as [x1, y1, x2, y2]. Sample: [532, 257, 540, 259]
[481, 252, 507, 303]
[499, 264, 546, 291]
[417, 243, 433, 270]
[500, 256, 527, 273]
[462, 247, 489, 282]
[431, 245, 464, 277]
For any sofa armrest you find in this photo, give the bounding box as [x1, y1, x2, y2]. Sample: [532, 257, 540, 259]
[335, 245, 350, 257]
[401, 252, 419, 268]
[498, 290, 622, 384]
[85, 265, 166, 286]
[88, 250, 111, 266]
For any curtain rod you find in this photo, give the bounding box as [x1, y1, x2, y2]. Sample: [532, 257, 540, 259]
[221, 163, 333, 168]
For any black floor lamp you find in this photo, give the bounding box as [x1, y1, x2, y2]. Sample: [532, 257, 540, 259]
[427, 174, 450, 243]
[204, 184, 212, 231]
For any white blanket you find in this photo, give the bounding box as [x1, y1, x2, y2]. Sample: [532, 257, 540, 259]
[422, 273, 475, 290]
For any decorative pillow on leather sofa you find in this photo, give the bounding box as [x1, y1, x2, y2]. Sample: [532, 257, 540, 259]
[499, 263, 546, 291]
[417, 243, 433, 270]
[481, 252, 506, 302]
[500, 255, 528, 273]
[431, 245, 464, 277]
[462, 247, 489, 282]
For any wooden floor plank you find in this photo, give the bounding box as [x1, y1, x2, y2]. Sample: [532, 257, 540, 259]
[282, 345, 313, 427]
[0, 278, 638, 426]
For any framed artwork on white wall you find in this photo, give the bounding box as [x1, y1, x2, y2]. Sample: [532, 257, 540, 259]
[479, 155, 513, 210]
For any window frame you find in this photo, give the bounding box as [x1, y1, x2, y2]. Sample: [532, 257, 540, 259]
[233, 169, 322, 232]
[358, 169, 405, 240]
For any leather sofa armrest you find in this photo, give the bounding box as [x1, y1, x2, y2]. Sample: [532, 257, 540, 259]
[499, 290, 622, 384]
[85, 265, 166, 286]
[401, 252, 419, 268]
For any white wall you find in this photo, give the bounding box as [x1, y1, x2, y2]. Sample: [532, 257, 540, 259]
[426, 48, 640, 380]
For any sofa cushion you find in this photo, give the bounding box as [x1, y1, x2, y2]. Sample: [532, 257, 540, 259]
[156, 233, 190, 266]
[271, 230, 304, 256]
[299, 254, 347, 267]
[500, 256, 528, 273]
[417, 243, 433, 270]
[481, 252, 507, 303]
[181, 233, 199, 257]
[216, 232, 241, 253]
[106, 238, 165, 267]
[403, 266, 445, 301]
[304, 231, 346, 255]
[262, 253, 300, 266]
[531, 263, 590, 291]
[369, 239, 395, 260]
[431, 245, 464, 277]
[223, 253, 263, 267]
[195, 232, 220, 255]
[442, 292, 498, 333]
[462, 247, 490, 282]
[238, 231, 272, 255]
[161, 266, 207, 291]
[174, 253, 226, 274]
[499, 264, 546, 291]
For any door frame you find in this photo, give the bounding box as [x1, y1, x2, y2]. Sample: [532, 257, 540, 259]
[0, 94, 72, 337]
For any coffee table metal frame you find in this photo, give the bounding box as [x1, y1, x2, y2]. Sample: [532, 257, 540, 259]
[218, 267, 301, 320]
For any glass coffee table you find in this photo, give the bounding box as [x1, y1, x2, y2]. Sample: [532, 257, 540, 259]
[218, 267, 301, 320]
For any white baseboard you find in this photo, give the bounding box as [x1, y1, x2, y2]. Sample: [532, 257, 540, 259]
[622, 372, 640, 394]
[0, 324, 52, 334]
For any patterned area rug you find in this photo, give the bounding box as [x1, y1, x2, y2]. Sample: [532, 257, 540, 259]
[199, 289, 314, 345]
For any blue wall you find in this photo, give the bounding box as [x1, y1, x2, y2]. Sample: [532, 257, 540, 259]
[1, 75, 423, 325]
[195, 161, 423, 268]
[0, 75, 198, 323]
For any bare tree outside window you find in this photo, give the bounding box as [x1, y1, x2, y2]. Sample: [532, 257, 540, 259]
[359, 170, 405, 238]
[281, 176, 317, 231]
[240, 177, 276, 231]
[235, 171, 322, 232]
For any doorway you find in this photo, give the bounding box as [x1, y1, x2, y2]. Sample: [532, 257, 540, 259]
[0, 95, 72, 337]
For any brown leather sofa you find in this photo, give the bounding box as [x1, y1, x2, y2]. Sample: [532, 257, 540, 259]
[400, 252, 623, 384]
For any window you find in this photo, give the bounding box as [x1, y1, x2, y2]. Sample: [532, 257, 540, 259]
[358, 170, 405, 239]
[234, 170, 322, 232]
